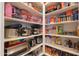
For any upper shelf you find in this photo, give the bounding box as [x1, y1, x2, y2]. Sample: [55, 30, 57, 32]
[45, 4, 78, 17]
[46, 20, 79, 25]
[5, 17, 43, 25]
[31, 2, 43, 7]
[45, 2, 57, 8]
[10, 2, 42, 17]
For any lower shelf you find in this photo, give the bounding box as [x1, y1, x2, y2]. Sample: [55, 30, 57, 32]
[20, 43, 43, 56]
[45, 43, 79, 56]
[6, 44, 27, 55]
[44, 53, 51, 56]
[38, 53, 44, 56]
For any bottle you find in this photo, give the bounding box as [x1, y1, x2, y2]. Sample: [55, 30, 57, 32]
[29, 38, 36, 47]
[47, 16, 50, 24]
[56, 25, 58, 34]
[5, 3, 12, 17]
[61, 2, 64, 8]
[74, 41, 79, 50]
[55, 37, 62, 45]
[64, 2, 70, 7]
[72, 9, 78, 21]
[35, 36, 42, 44]
[66, 39, 73, 48]
[56, 3, 61, 10]
[66, 10, 72, 21]
[77, 22, 79, 36]
[56, 25, 63, 34]
[20, 27, 28, 36]
[50, 16, 55, 24]
[20, 9, 28, 20]
[58, 17, 61, 23]
[47, 5, 54, 12]
[29, 3, 32, 7]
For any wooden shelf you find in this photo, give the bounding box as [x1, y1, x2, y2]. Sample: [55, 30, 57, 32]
[5, 34, 42, 42]
[20, 43, 43, 56]
[46, 34, 79, 39]
[45, 43, 79, 56]
[5, 17, 43, 25]
[46, 20, 79, 25]
[46, 4, 78, 17]
[10, 2, 42, 17]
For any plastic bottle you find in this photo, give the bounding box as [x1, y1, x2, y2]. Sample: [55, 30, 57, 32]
[5, 3, 12, 17]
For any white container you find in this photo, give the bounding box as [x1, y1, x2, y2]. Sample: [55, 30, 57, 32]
[5, 29, 18, 38]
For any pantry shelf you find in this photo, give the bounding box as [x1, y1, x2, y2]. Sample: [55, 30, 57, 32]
[46, 20, 79, 25]
[5, 34, 42, 42]
[44, 53, 51, 56]
[32, 2, 43, 7]
[3, 2, 79, 56]
[46, 4, 78, 17]
[5, 42, 26, 50]
[46, 34, 79, 39]
[10, 2, 42, 17]
[6, 44, 27, 56]
[20, 43, 43, 56]
[45, 2, 58, 8]
[38, 53, 44, 56]
[45, 43, 79, 56]
[5, 17, 43, 25]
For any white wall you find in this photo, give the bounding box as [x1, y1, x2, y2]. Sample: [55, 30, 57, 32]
[0, 2, 4, 56]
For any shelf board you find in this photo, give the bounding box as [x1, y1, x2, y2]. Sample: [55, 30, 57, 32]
[46, 4, 78, 17]
[38, 53, 44, 56]
[20, 43, 43, 56]
[44, 53, 51, 56]
[6, 44, 27, 55]
[31, 2, 43, 7]
[5, 17, 43, 25]
[5, 34, 42, 42]
[45, 43, 79, 56]
[5, 42, 26, 50]
[46, 20, 79, 25]
[45, 2, 49, 6]
[45, 2, 57, 8]
[10, 2, 42, 17]
[46, 34, 79, 39]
